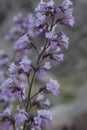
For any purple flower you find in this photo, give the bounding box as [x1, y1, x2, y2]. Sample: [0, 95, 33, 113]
[2, 122, 10, 130]
[45, 31, 57, 39]
[62, 0, 73, 10]
[19, 56, 31, 73]
[43, 61, 51, 70]
[46, 78, 60, 96]
[14, 34, 31, 51]
[59, 0, 75, 27]
[1, 78, 13, 88]
[20, 82, 27, 89]
[42, 99, 51, 106]
[15, 113, 27, 125]
[3, 105, 13, 115]
[9, 62, 18, 74]
[0, 106, 14, 127]
[58, 32, 69, 49]
[35, 0, 54, 13]
[35, 0, 55, 19]
[34, 109, 53, 128]
[56, 7, 62, 14]
[47, 0, 54, 7]
[34, 115, 42, 125]
[38, 69, 47, 77]
[35, 0, 46, 12]
[15, 106, 28, 125]
[34, 12, 47, 34]
[50, 41, 58, 49]
[2, 89, 10, 97]
[36, 12, 46, 22]
[36, 94, 44, 101]
[14, 91, 22, 100]
[64, 7, 74, 15]
[61, 15, 75, 27]
[1, 77, 27, 101]
[53, 54, 64, 62]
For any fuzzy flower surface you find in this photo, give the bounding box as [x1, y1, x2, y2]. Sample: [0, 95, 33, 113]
[46, 78, 60, 96]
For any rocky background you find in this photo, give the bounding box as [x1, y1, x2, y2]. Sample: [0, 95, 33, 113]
[0, 0, 87, 130]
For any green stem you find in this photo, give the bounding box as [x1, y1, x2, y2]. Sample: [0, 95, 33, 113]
[26, 72, 36, 112]
[30, 87, 45, 100]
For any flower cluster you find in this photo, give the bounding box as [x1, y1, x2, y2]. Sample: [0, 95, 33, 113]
[0, 0, 75, 130]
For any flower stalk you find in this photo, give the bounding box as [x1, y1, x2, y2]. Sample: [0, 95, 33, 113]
[0, 0, 75, 130]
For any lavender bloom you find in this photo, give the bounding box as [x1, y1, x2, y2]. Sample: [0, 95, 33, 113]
[47, 0, 54, 7]
[42, 99, 51, 106]
[9, 62, 19, 74]
[56, 7, 62, 14]
[14, 34, 31, 51]
[35, 0, 55, 16]
[26, 13, 36, 37]
[36, 12, 46, 23]
[34, 109, 53, 128]
[1, 78, 13, 88]
[38, 69, 47, 77]
[43, 61, 51, 70]
[34, 115, 42, 125]
[3, 105, 13, 115]
[57, 32, 69, 49]
[35, 0, 46, 12]
[62, 0, 73, 9]
[45, 31, 57, 39]
[64, 7, 74, 15]
[50, 41, 58, 49]
[15, 113, 27, 125]
[36, 94, 44, 101]
[14, 91, 22, 100]
[61, 15, 75, 27]
[46, 78, 60, 96]
[1, 89, 15, 104]
[2, 122, 10, 130]
[19, 56, 31, 73]
[60, 0, 75, 26]
[1, 77, 27, 101]
[34, 94, 51, 109]
[52, 53, 64, 62]
[0, 106, 15, 129]
[34, 13, 47, 34]
[20, 82, 27, 89]
[15, 106, 28, 125]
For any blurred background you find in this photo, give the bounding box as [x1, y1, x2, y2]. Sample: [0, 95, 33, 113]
[0, 0, 87, 130]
